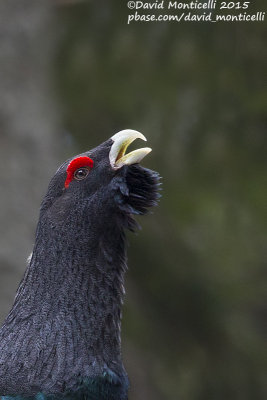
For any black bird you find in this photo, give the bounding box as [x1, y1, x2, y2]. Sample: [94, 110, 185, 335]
[0, 130, 160, 400]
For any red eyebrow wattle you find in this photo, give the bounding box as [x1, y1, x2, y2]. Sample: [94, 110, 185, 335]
[65, 156, 94, 188]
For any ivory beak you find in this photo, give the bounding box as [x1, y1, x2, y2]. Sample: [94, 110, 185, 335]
[109, 129, 152, 169]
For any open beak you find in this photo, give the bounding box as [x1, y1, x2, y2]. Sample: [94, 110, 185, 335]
[109, 129, 152, 169]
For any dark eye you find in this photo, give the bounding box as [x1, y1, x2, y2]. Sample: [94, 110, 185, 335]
[74, 167, 90, 181]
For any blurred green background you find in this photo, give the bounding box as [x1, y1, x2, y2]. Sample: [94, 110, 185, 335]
[0, 1, 266, 399]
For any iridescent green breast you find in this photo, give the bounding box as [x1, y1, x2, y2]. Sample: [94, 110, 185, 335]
[1, 376, 128, 400]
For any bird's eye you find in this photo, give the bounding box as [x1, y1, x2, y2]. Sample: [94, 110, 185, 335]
[74, 167, 90, 181]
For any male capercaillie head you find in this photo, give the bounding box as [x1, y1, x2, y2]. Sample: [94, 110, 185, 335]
[0, 130, 160, 400]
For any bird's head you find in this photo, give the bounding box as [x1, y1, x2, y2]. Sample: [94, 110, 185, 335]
[0, 130, 160, 398]
[40, 129, 160, 233]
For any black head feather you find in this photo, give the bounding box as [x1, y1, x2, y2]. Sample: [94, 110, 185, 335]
[0, 134, 160, 399]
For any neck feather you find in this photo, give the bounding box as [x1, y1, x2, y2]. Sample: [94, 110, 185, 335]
[0, 214, 128, 394]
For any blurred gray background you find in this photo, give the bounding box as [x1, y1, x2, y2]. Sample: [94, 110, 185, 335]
[0, 1, 266, 399]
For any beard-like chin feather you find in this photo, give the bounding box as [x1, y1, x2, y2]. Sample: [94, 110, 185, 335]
[114, 164, 161, 231]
